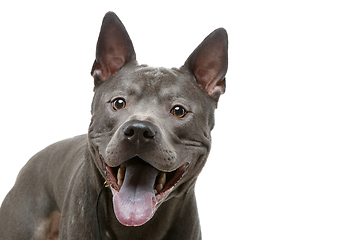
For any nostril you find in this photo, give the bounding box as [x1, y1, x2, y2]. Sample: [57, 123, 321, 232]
[124, 128, 135, 137]
[143, 130, 155, 139]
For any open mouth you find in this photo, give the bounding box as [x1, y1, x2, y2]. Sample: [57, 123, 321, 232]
[103, 157, 190, 198]
[99, 154, 191, 226]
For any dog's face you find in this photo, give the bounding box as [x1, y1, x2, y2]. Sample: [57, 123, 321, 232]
[88, 12, 228, 227]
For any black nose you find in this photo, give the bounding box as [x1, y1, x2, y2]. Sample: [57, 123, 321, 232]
[122, 120, 157, 144]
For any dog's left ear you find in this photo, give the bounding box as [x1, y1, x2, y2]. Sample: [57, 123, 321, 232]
[91, 12, 136, 86]
[185, 28, 228, 100]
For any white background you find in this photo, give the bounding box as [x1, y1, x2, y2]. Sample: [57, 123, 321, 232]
[0, 1, 360, 239]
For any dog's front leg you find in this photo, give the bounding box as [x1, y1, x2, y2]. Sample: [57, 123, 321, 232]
[57, 169, 102, 239]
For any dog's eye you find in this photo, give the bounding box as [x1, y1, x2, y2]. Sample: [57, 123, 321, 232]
[170, 106, 187, 118]
[112, 98, 126, 110]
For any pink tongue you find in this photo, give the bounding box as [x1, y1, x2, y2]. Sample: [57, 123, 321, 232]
[113, 159, 159, 226]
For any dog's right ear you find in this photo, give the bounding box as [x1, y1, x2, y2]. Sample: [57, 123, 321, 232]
[91, 12, 136, 86]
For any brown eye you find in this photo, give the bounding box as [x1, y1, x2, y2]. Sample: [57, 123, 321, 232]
[112, 98, 126, 110]
[171, 106, 187, 118]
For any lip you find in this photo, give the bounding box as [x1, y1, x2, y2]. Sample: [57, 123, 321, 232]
[98, 152, 192, 206]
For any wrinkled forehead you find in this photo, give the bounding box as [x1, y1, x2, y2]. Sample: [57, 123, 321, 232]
[102, 64, 203, 101]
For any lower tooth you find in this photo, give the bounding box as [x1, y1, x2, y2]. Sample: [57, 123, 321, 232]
[157, 172, 166, 185]
[117, 167, 125, 180]
[154, 189, 158, 194]
[118, 179, 123, 187]
[156, 183, 163, 192]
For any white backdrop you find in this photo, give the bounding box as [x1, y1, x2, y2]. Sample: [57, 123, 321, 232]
[0, 1, 359, 239]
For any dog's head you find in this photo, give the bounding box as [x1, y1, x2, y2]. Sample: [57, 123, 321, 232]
[88, 12, 228, 226]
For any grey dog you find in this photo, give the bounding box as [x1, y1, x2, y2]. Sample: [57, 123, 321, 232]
[0, 11, 228, 240]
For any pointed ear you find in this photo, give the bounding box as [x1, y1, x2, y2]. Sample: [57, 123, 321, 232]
[91, 12, 136, 86]
[185, 28, 228, 100]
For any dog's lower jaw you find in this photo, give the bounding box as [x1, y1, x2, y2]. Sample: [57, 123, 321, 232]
[97, 152, 193, 226]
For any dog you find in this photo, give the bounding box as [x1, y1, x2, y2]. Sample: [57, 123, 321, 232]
[0, 11, 228, 240]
